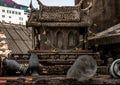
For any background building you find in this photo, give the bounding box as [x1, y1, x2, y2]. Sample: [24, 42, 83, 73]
[0, 0, 28, 25]
[76, 0, 120, 33]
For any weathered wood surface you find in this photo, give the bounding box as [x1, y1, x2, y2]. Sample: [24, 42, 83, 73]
[89, 23, 120, 40]
[0, 75, 120, 85]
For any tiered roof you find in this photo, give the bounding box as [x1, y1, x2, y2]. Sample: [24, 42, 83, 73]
[27, 0, 91, 27]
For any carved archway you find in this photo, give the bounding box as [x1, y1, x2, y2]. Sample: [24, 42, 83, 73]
[68, 32, 75, 48]
[56, 31, 63, 49]
[46, 31, 51, 42]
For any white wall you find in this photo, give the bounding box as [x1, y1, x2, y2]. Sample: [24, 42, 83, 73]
[0, 6, 28, 25]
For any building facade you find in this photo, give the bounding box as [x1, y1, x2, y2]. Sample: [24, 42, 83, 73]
[0, 0, 28, 25]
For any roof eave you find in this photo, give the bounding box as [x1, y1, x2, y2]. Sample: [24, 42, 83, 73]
[26, 22, 90, 28]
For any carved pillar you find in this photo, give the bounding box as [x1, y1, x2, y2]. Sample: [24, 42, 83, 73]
[32, 27, 35, 50]
[34, 28, 40, 50]
[64, 30, 67, 50]
[51, 29, 54, 49]
[83, 27, 88, 50]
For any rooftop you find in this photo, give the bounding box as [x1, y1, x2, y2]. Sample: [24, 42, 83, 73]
[0, 0, 28, 11]
[89, 23, 120, 45]
[0, 22, 32, 54]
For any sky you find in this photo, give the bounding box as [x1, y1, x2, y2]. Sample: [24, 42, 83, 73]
[12, 0, 75, 8]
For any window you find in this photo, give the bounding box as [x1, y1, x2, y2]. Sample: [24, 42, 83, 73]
[9, 16, 11, 18]
[15, 11, 17, 14]
[12, 11, 14, 14]
[9, 10, 11, 13]
[18, 12, 21, 15]
[24, 12, 27, 15]
[2, 10, 5, 12]
[2, 20, 5, 22]
[19, 17, 23, 21]
[2, 15, 5, 18]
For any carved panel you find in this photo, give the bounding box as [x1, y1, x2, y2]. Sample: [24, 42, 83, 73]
[39, 6, 81, 22]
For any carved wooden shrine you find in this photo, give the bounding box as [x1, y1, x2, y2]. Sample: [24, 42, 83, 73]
[25, 0, 96, 75]
[27, 0, 91, 53]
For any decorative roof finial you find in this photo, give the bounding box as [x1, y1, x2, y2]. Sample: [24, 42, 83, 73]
[81, 0, 93, 11]
[29, 0, 35, 9]
[77, 0, 85, 6]
[36, 0, 44, 8]
[77, 0, 93, 11]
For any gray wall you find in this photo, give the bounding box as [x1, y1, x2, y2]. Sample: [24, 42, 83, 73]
[75, 0, 120, 32]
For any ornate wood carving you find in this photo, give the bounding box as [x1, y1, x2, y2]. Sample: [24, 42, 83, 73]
[39, 6, 81, 22]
